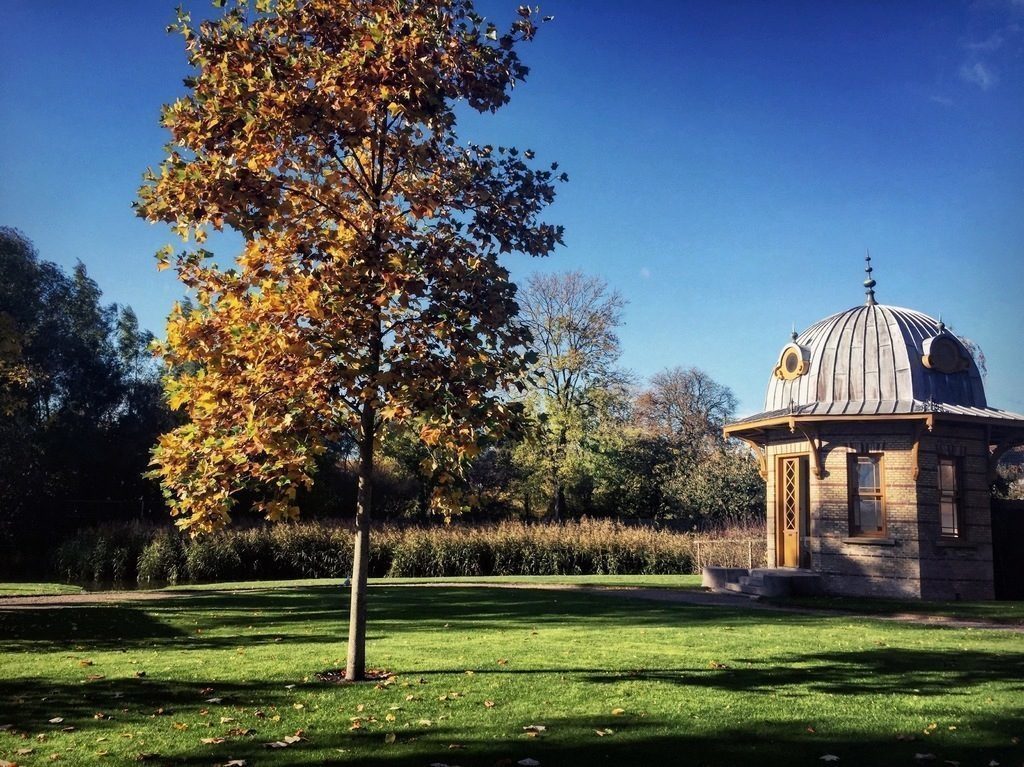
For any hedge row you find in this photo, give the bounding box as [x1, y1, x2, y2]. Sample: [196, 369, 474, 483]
[52, 519, 766, 586]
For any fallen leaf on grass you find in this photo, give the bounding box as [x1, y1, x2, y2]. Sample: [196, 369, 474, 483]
[594, 729, 614, 737]
[201, 737, 226, 745]
[0, 758, 16, 767]
[448, 744, 465, 749]
[518, 759, 541, 767]
[47, 718, 64, 724]
[709, 662, 730, 670]
[16, 748, 33, 755]
[522, 725, 546, 737]
[135, 753, 160, 762]
[205, 698, 223, 704]
[819, 757, 839, 763]
[483, 700, 496, 709]
[85, 674, 105, 682]
[78, 660, 94, 667]
[611, 708, 625, 716]
[913, 755, 936, 761]
[220, 717, 235, 724]
[222, 761, 247, 767]
[265, 733, 306, 749]
[134, 671, 146, 678]
[226, 728, 256, 737]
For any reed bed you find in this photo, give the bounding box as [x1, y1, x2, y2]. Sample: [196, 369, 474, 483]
[53, 519, 766, 587]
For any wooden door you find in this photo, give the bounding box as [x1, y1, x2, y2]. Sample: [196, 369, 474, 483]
[777, 456, 806, 568]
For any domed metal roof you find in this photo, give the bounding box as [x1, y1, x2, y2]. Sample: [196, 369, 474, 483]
[764, 303, 987, 415]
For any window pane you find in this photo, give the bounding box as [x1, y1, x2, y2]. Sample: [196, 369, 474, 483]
[939, 460, 956, 492]
[856, 498, 882, 533]
[857, 457, 879, 490]
[940, 500, 958, 536]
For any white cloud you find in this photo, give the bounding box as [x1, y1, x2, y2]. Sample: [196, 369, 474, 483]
[964, 32, 1005, 51]
[959, 60, 998, 89]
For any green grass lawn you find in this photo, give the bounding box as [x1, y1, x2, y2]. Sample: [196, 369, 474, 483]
[0, 583, 84, 597]
[1, 583, 1022, 767]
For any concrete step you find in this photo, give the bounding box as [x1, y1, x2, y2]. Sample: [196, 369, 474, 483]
[703, 565, 823, 598]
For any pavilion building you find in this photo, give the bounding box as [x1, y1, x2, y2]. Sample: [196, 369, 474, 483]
[715, 258, 1024, 600]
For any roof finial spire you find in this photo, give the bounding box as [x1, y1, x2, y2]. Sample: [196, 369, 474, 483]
[864, 251, 877, 305]
[791, 323, 798, 342]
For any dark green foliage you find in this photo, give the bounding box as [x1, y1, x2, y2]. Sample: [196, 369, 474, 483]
[671, 447, 767, 528]
[52, 523, 154, 585]
[0, 228, 173, 577]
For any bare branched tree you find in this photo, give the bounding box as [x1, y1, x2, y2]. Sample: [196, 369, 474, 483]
[518, 271, 627, 519]
[634, 366, 737, 455]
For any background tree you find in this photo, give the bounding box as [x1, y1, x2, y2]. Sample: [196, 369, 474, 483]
[137, 0, 562, 680]
[517, 271, 626, 519]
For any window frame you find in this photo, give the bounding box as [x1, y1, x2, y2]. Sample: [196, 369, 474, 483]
[847, 453, 887, 538]
[937, 456, 963, 539]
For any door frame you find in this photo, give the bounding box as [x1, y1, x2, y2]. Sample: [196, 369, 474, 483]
[775, 452, 810, 568]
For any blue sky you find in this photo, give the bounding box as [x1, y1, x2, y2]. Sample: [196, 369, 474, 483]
[2, 0, 1022, 415]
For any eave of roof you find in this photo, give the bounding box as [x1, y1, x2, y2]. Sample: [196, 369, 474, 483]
[724, 400, 1024, 441]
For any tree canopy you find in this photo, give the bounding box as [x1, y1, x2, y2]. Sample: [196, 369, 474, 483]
[137, 0, 562, 679]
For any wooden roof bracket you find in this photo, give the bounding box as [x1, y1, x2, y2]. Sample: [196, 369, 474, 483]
[793, 423, 825, 479]
[734, 436, 768, 481]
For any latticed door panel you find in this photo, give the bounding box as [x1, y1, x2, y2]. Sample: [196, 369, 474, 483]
[782, 459, 799, 532]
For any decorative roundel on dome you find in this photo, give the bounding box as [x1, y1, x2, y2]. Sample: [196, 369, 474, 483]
[773, 342, 810, 381]
[922, 333, 969, 374]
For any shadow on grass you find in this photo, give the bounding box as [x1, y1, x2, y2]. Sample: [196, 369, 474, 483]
[0, 585, 800, 652]
[578, 646, 1024, 696]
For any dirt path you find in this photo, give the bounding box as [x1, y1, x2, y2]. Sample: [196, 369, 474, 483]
[0, 589, 188, 608]
[1, 582, 1020, 632]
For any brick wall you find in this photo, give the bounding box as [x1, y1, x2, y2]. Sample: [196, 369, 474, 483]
[758, 419, 995, 600]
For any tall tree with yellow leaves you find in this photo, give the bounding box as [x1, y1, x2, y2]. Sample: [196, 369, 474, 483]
[137, 0, 562, 680]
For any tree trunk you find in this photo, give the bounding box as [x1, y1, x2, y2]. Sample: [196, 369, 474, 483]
[345, 403, 375, 681]
[553, 482, 566, 522]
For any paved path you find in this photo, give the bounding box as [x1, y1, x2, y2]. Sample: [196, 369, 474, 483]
[1, 582, 1020, 632]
